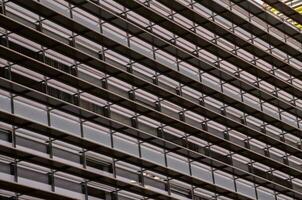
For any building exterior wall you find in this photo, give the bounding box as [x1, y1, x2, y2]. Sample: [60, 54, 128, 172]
[0, 0, 301, 199]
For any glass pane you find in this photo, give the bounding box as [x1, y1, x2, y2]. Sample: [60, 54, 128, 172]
[191, 163, 213, 183]
[18, 166, 48, 184]
[167, 154, 190, 174]
[141, 145, 165, 165]
[236, 179, 256, 198]
[50, 112, 81, 135]
[113, 134, 139, 156]
[14, 100, 47, 124]
[0, 93, 11, 112]
[214, 171, 235, 191]
[257, 188, 275, 200]
[83, 124, 111, 146]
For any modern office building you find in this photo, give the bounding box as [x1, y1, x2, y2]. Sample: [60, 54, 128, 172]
[0, 0, 301, 199]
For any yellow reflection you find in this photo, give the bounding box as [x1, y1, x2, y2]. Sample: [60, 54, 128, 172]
[264, 2, 302, 30]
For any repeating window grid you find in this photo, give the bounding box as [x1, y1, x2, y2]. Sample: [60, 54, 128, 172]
[212, 0, 301, 49]
[28, 0, 302, 133]
[0, 77, 298, 200]
[139, 0, 302, 101]
[1, 58, 294, 199]
[0, 0, 302, 199]
[91, 0, 302, 130]
[0, 12, 302, 178]
[0, 10, 302, 177]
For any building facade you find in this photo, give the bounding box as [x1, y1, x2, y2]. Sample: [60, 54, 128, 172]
[0, 0, 301, 199]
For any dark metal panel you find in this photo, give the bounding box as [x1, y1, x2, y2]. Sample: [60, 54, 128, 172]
[230, 0, 302, 43]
